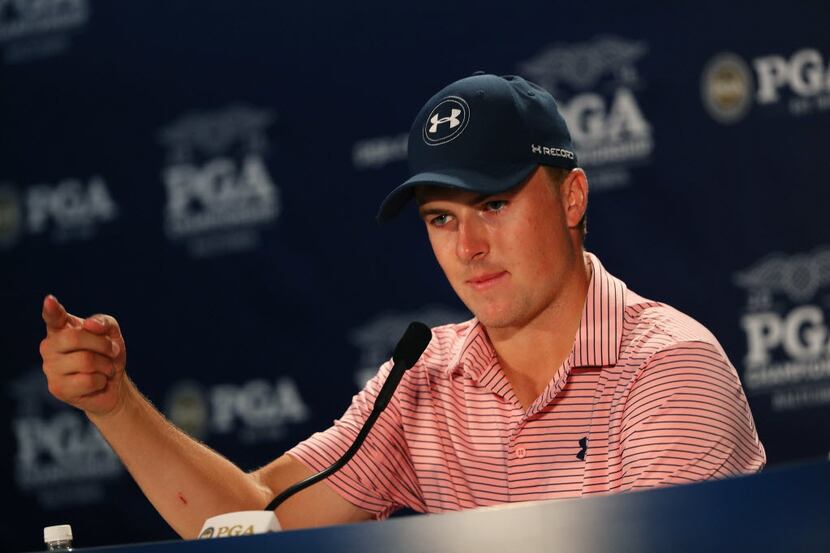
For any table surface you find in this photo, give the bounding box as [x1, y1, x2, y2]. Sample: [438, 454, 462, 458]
[42, 458, 830, 553]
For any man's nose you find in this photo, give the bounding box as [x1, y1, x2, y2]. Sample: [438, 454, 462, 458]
[456, 218, 489, 262]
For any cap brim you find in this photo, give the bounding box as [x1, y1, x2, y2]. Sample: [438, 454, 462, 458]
[376, 164, 537, 223]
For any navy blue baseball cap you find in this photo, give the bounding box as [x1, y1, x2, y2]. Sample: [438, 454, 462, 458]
[376, 72, 577, 223]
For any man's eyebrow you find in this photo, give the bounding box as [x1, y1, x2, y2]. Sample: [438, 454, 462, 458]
[467, 193, 493, 205]
[417, 193, 496, 216]
[418, 206, 447, 218]
[418, 205, 441, 214]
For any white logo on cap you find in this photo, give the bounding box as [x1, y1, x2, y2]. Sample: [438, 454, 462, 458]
[429, 109, 462, 133]
[531, 144, 575, 160]
[423, 96, 470, 146]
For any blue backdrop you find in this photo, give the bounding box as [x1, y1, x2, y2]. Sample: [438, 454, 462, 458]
[2, 1, 829, 551]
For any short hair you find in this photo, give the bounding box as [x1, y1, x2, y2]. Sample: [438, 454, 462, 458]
[543, 166, 587, 241]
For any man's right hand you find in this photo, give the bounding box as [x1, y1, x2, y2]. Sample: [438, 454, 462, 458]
[40, 294, 128, 417]
[38, 295, 372, 537]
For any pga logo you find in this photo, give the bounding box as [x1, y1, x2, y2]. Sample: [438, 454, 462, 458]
[742, 306, 829, 368]
[210, 378, 309, 433]
[703, 48, 830, 123]
[14, 411, 115, 474]
[736, 248, 830, 371]
[166, 377, 309, 444]
[26, 176, 117, 237]
[559, 88, 650, 147]
[198, 525, 254, 539]
[0, 0, 89, 41]
[158, 105, 280, 253]
[754, 48, 830, 104]
[164, 155, 274, 220]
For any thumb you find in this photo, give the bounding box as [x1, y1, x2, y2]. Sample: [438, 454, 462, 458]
[42, 295, 82, 334]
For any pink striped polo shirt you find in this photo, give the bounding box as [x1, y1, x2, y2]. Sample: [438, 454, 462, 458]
[289, 253, 766, 519]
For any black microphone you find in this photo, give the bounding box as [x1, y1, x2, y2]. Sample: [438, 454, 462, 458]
[264, 321, 432, 512]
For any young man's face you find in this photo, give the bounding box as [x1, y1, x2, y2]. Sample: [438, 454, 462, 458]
[416, 167, 583, 331]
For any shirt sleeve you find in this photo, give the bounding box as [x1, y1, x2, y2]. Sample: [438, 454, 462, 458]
[287, 360, 423, 519]
[618, 341, 766, 490]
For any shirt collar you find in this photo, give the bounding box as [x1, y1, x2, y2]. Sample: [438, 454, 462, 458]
[446, 320, 495, 380]
[447, 252, 627, 377]
[569, 252, 627, 368]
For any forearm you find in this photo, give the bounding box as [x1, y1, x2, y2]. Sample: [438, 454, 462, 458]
[88, 379, 271, 539]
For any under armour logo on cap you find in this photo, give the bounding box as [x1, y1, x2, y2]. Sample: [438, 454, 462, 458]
[423, 96, 470, 146]
[429, 109, 461, 133]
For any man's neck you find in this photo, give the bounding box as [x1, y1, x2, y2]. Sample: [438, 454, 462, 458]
[485, 252, 592, 410]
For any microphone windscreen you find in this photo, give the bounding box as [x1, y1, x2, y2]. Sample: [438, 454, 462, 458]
[392, 322, 432, 368]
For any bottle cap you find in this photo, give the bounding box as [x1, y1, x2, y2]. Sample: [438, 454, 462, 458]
[44, 525, 73, 543]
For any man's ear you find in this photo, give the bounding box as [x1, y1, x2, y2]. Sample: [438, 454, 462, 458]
[561, 169, 588, 229]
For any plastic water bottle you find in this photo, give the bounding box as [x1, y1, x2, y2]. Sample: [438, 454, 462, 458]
[43, 525, 73, 551]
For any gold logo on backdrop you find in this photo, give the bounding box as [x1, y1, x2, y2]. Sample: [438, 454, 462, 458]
[701, 53, 754, 124]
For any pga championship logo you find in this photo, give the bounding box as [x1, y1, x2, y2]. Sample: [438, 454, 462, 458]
[349, 305, 468, 388]
[734, 247, 830, 411]
[9, 369, 123, 509]
[198, 525, 254, 539]
[352, 133, 408, 170]
[0, 176, 118, 248]
[518, 35, 654, 191]
[158, 105, 281, 258]
[164, 377, 309, 445]
[702, 48, 830, 123]
[0, 0, 90, 63]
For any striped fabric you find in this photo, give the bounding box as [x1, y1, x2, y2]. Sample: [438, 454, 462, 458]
[289, 253, 766, 518]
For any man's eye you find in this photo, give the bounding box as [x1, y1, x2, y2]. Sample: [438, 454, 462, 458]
[430, 213, 451, 227]
[484, 200, 508, 212]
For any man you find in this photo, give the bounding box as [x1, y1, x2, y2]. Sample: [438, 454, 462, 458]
[40, 73, 765, 538]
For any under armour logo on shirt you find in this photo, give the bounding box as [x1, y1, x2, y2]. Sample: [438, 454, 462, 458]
[576, 437, 588, 461]
[429, 109, 462, 134]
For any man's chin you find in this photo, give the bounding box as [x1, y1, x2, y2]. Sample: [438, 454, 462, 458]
[471, 300, 548, 332]
[471, 309, 521, 330]
[460, 295, 527, 329]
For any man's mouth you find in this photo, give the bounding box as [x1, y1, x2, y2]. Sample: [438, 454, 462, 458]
[466, 271, 508, 290]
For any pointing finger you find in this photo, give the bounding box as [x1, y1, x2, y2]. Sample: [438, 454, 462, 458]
[42, 295, 72, 334]
[42, 295, 84, 334]
[42, 295, 67, 330]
